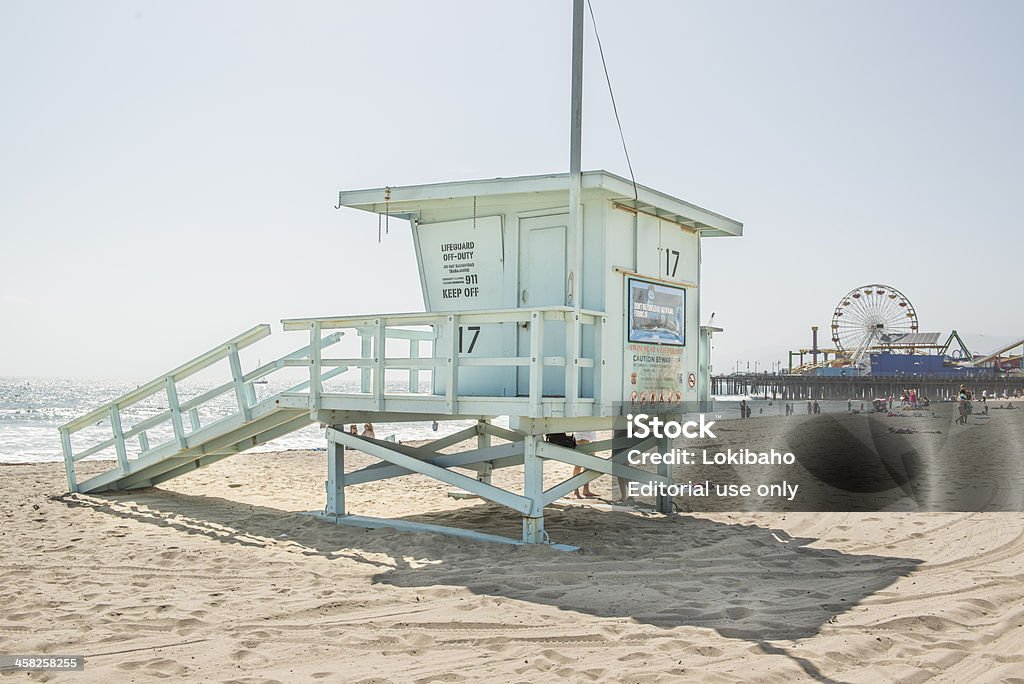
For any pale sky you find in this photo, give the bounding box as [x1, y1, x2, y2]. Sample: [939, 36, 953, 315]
[2, 1, 1021, 380]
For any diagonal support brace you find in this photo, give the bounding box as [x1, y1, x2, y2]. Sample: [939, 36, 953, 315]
[327, 428, 532, 515]
[539, 436, 659, 505]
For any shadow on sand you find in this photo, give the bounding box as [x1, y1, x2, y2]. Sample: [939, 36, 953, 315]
[60, 489, 921, 649]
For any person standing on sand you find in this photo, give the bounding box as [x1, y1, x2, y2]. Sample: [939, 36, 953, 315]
[571, 431, 598, 499]
[813, 400, 820, 414]
[848, 399, 852, 412]
[610, 428, 633, 503]
[740, 399, 747, 418]
[807, 401, 812, 415]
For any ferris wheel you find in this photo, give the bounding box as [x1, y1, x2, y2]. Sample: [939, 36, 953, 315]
[831, 284, 918, 356]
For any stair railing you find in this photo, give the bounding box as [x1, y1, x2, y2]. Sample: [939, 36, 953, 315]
[58, 325, 344, 492]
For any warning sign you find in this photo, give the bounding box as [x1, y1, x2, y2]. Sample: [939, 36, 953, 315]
[416, 216, 504, 311]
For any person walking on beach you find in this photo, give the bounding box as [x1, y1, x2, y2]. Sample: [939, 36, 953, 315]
[807, 401, 812, 415]
[740, 399, 747, 418]
[956, 386, 970, 425]
[848, 399, 852, 412]
[813, 400, 820, 414]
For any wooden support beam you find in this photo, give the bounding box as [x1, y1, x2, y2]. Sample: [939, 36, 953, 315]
[327, 439, 345, 515]
[422, 424, 486, 451]
[310, 322, 322, 416]
[373, 318, 385, 412]
[479, 422, 528, 443]
[528, 312, 543, 417]
[444, 315, 459, 414]
[539, 436, 658, 506]
[109, 412, 310, 490]
[522, 434, 545, 542]
[306, 513, 577, 552]
[227, 342, 251, 421]
[344, 441, 524, 485]
[165, 377, 188, 450]
[109, 405, 129, 473]
[536, 441, 669, 485]
[476, 419, 492, 484]
[60, 429, 78, 493]
[327, 429, 533, 515]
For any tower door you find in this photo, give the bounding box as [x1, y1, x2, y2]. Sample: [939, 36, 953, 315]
[517, 215, 567, 397]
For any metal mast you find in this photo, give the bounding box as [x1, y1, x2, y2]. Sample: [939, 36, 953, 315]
[568, 0, 584, 311]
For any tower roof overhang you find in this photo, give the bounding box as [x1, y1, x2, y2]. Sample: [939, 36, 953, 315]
[336, 170, 743, 237]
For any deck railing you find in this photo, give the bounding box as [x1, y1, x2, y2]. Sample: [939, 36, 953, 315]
[282, 306, 607, 417]
[58, 325, 345, 491]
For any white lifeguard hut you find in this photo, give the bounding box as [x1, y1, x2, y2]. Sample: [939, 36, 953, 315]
[58, 2, 742, 549]
[328, 170, 739, 413]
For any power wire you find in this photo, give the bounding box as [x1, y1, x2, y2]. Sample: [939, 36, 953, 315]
[586, 0, 638, 200]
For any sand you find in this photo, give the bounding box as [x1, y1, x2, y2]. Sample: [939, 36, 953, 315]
[2, 409, 1023, 683]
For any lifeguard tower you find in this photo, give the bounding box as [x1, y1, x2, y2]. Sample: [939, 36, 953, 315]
[58, 3, 742, 549]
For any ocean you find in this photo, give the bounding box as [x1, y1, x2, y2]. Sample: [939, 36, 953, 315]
[0, 377, 506, 465]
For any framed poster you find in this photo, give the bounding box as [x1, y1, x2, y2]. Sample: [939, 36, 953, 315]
[627, 277, 686, 346]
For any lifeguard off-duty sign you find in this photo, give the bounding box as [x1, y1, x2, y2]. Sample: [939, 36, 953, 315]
[416, 216, 504, 311]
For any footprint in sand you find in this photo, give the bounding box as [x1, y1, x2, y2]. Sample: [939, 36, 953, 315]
[116, 657, 188, 676]
[231, 648, 270, 667]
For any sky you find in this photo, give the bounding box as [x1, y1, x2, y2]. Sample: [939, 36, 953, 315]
[1, 0, 1022, 380]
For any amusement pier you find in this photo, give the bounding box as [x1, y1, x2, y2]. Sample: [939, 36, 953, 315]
[714, 283, 1024, 401]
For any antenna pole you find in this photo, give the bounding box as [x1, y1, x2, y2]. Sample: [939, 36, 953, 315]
[568, 0, 584, 310]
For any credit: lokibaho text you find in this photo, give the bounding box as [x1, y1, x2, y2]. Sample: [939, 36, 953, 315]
[626, 447, 796, 466]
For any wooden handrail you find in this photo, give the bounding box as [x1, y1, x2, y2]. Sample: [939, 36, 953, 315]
[60, 324, 271, 433]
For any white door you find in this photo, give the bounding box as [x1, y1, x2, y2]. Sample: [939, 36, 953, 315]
[517, 215, 567, 397]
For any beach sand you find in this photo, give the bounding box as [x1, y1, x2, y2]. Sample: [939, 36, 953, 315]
[2, 409, 1023, 682]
